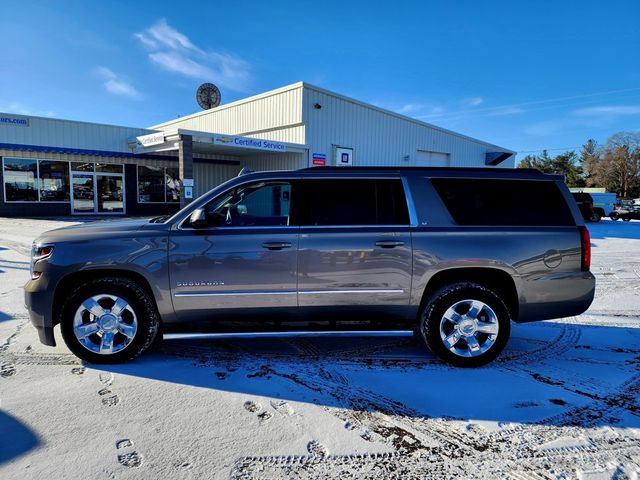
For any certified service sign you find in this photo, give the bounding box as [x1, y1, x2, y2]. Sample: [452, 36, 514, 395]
[213, 134, 286, 152]
[136, 132, 165, 147]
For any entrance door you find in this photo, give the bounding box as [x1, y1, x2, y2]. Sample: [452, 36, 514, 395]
[71, 172, 125, 214]
[72, 173, 96, 214]
[97, 175, 124, 213]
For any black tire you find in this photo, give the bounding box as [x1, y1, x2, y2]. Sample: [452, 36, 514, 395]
[59, 277, 160, 364]
[419, 282, 511, 367]
[590, 212, 601, 223]
[610, 213, 619, 221]
[623, 218, 631, 222]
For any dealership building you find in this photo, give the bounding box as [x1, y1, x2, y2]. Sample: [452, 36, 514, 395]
[0, 82, 515, 217]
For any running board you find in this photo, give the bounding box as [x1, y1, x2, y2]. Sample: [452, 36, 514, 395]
[163, 330, 415, 341]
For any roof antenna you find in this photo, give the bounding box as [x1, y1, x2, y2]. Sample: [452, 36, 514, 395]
[237, 166, 254, 176]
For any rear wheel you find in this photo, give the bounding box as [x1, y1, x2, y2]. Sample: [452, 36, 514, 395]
[419, 282, 511, 367]
[59, 277, 160, 364]
[590, 212, 601, 222]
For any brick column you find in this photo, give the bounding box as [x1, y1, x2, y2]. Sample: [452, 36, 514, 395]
[178, 134, 193, 208]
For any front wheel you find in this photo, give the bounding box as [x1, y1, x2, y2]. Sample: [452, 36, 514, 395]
[59, 277, 160, 364]
[419, 282, 511, 367]
[590, 212, 601, 222]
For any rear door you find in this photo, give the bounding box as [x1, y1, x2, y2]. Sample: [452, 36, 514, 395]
[296, 177, 413, 317]
[169, 179, 299, 321]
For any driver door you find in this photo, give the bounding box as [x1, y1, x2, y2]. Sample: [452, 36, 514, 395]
[169, 180, 299, 321]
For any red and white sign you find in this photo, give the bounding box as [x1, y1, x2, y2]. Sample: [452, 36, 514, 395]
[312, 152, 326, 166]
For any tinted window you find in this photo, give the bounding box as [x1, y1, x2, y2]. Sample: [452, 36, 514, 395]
[297, 179, 409, 226]
[431, 178, 575, 226]
[205, 181, 292, 227]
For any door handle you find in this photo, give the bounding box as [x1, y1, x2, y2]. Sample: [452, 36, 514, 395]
[261, 242, 292, 250]
[375, 240, 405, 248]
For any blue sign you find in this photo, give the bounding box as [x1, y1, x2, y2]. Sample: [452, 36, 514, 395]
[0, 115, 29, 127]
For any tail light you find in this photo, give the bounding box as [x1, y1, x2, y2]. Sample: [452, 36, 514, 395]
[579, 226, 591, 271]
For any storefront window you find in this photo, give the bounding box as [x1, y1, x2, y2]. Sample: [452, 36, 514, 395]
[137, 166, 166, 202]
[3, 158, 39, 201]
[165, 167, 181, 203]
[39, 160, 70, 201]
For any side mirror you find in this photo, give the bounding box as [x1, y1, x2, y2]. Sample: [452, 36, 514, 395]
[189, 208, 208, 228]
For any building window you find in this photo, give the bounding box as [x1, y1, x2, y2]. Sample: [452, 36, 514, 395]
[3, 158, 39, 202]
[39, 160, 70, 201]
[137, 165, 181, 203]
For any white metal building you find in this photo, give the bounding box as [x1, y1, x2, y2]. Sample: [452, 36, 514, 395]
[0, 82, 514, 217]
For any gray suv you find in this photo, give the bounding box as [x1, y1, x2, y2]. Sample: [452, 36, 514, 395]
[24, 167, 595, 367]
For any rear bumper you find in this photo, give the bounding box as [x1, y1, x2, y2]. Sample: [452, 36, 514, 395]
[516, 271, 596, 322]
[24, 280, 56, 346]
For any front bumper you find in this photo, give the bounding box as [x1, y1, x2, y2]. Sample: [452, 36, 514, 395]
[24, 279, 56, 346]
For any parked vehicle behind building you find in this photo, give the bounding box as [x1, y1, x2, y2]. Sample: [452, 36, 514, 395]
[25, 167, 595, 367]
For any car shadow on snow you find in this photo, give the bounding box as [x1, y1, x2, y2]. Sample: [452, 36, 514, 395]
[90, 320, 640, 430]
[588, 219, 640, 240]
[0, 411, 40, 464]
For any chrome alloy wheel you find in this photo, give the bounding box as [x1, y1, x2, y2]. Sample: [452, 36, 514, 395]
[73, 294, 138, 355]
[439, 299, 499, 358]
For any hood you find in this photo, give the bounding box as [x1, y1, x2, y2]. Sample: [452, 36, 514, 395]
[34, 217, 162, 244]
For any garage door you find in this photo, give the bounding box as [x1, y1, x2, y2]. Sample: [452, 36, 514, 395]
[416, 150, 449, 167]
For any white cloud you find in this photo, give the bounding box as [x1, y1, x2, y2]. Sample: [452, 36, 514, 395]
[485, 106, 525, 116]
[134, 18, 200, 53]
[572, 105, 640, 117]
[135, 19, 250, 92]
[462, 97, 484, 107]
[94, 66, 141, 99]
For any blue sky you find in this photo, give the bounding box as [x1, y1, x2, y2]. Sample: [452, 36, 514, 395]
[1, 0, 639, 159]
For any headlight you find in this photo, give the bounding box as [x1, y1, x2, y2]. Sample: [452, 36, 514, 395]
[30, 243, 54, 280]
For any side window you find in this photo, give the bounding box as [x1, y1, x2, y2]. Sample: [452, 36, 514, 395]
[430, 178, 575, 226]
[204, 181, 292, 227]
[298, 179, 410, 226]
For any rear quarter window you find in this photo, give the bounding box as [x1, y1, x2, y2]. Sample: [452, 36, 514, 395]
[430, 178, 575, 226]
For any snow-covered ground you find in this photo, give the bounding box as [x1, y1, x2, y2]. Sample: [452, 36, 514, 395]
[0, 217, 639, 479]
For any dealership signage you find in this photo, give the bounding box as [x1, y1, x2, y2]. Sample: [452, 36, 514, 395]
[136, 132, 165, 147]
[0, 115, 29, 127]
[213, 135, 287, 152]
[312, 153, 326, 166]
[335, 147, 353, 166]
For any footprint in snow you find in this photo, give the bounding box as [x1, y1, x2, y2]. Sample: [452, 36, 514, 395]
[244, 400, 261, 413]
[98, 373, 119, 406]
[0, 363, 16, 377]
[257, 411, 273, 423]
[270, 400, 294, 416]
[307, 440, 329, 458]
[116, 438, 142, 468]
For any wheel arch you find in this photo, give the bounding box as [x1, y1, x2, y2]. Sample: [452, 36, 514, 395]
[418, 267, 519, 322]
[52, 269, 157, 328]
